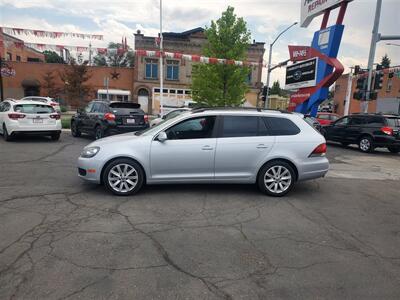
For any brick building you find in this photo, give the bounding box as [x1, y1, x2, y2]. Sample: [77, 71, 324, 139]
[133, 28, 265, 113]
[333, 71, 400, 116]
[0, 32, 44, 62]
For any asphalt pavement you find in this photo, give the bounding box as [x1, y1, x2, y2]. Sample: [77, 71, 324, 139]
[0, 133, 399, 300]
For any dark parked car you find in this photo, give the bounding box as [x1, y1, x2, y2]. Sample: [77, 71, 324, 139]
[322, 114, 400, 153]
[71, 100, 149, 139]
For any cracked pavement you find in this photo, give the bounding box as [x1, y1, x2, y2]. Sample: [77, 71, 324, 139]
[0, 134, 399, 299]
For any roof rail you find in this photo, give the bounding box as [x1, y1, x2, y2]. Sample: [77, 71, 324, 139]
[191, 106, 292, 114]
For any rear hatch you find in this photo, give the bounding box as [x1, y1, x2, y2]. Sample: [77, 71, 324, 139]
[109, 102, 146, 126]
[13, 104, 58, 127]
[386, 117, 400, 139]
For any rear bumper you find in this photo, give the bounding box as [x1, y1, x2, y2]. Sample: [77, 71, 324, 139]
[106, 124, 149, 135]
[12, 130, 62, 136]
[7, 121, 62, 135]
[297, 157, 329, 181]
[373, 135, 400, 147]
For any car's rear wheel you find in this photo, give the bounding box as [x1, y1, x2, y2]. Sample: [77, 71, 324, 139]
[388, 146, 400, 154]
[2, 124, 13, 142]
[258, 161, 295, 197]
[102, 158, 144, 196]
[71, 121, 81, 137]
[359, 136, 374, 153]
[51, 133, 60, 141]
[95, 125, 104, 140]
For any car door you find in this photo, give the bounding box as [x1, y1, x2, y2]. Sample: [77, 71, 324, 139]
[326, 116, 349, 141]
[88, 102, 104, 132]
[150, 115, 217, 181]
[214, 115, 275, 181]
[0, 102, 5, 133]
[79, 102, 94, 132]
[345, 116, 365, 142]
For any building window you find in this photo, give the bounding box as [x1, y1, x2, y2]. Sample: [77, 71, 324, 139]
[145, 58, 158, 79]
[6, 52, 12, 61]
[386, 78, 392, 92]
[246, 70, 252, 84]
[27, 57, 40, 62]
[16, 55, 21, 62]
[166, 60, 179, 80]
[335, 84, 340, 92]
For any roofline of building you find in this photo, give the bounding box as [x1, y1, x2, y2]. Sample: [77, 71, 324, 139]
[1, 32, 44, 55]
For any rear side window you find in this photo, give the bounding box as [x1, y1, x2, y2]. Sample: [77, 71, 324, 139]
[386, 118, 400, 127]
[221, 116, 258, 137]
[263, 117, 300, 136]
[349, 117, 365, 125]
[14, 104, 54, 114]
[365, 116, 385, 126]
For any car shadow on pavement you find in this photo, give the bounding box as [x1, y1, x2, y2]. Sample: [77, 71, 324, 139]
[3, 135, 56, 143]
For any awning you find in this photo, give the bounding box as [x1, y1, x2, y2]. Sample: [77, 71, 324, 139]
[21, 79, 41, 87]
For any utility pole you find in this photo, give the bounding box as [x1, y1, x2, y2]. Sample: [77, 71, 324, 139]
[344, 67, 354, 116]
[364, 0, 382, 113]
[159, 0, 164, 117]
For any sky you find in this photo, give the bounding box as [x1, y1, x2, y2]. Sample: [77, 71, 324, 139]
[1, 0, 399, 86]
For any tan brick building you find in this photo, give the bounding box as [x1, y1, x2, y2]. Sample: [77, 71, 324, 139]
[133, 28, 265, 113]
[333, 71, 400, 116]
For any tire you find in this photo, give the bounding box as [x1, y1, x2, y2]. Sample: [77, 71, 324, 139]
[388, 146, 400, 154]
[102, 158, 144, 196]
[51, 133, 60, 141]
[94, 125, 104, 140]
[2, 124, 13, 142]
[258, 160, 296, 197]
[71, 121, 81, 137]
[358, 136, 374, 153]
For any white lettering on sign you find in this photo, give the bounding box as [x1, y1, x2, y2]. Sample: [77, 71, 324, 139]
[293, 50, 308, 58]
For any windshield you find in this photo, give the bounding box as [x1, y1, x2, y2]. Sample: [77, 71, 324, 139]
[14, 104, 54, 114]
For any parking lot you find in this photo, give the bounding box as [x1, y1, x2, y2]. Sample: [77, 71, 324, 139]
[0, 133, 399, 299]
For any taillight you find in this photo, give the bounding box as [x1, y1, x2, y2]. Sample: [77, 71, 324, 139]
[50, 114, 61, 120]
[104, 113, 115, 121]
[144, 114, 149, 123]
[50, 102, 58, 106]
[309, 143, 327, 157]
[8, 113, 26, 120]
[381, 126, 393, 136]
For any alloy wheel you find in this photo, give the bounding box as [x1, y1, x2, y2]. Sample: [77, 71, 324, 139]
[107, 163, 138, 193]
[359, 138, 371, 152]
[264, 165, 292, 194]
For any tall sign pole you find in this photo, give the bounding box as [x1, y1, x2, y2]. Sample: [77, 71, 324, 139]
[159, 0, 164, 117]
[364, 0, 382, 113]
[344, 67, 353, 116]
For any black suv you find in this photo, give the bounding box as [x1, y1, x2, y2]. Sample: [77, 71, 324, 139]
[71, 100, 149, 139]
[322, 114, 400, 153]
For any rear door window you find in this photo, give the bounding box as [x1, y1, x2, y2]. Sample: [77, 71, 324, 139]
[262, 117, 300, 136]
[386, 118, 400, 127]
[14, 104, 54, 114]
[349, 117, 365, 126]
[221, 116, 258, 138]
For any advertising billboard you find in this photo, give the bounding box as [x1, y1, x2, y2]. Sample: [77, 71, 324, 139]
[285, 57, 318, 90]
[300, 0, 353, 27]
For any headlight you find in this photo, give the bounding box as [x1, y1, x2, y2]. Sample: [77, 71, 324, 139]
[81, 146, 100, 158]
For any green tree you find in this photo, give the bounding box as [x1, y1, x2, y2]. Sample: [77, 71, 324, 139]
[93, 42, 134, 67]
[60, 59, 92, 107]
[43, 50, 64, 64]
[380, 54, 391, 68]
[42, 70, 62, 98]
[191, 6, 251, 107]
[270, 80, 281, 96]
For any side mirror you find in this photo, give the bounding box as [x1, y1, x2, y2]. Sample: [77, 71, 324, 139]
[157, 131, 168, 142]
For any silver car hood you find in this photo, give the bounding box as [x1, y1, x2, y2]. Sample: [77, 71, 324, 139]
[87, 132, 142, 148]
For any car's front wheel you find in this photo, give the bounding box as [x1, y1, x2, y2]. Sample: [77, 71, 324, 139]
[359, 136, 374, 153]
[102, 158, 144, 196]
[388, 146, 400, 154]
[258, 161, 296, 197]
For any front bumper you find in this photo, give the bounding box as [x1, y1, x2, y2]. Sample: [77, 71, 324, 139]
[77, 156, 104, 184]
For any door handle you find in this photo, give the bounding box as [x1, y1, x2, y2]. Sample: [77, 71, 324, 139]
[256, 144, 268, 149]
[201, 145, 214, 150]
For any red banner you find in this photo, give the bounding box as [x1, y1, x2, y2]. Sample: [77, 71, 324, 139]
[288, 45, 312, 62]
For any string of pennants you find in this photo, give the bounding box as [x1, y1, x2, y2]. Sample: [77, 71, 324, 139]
[0, 39, 263, 67]
[0, 26, 103, 40]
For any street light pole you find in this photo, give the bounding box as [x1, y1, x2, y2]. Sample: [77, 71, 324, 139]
[264, 22, 297, 109]
[159, 0, 164, 117]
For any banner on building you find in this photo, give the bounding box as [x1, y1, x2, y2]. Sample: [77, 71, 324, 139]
[285, 57, 318, 90]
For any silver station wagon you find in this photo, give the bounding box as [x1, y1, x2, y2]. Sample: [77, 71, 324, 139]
[77, 108, 329, 196]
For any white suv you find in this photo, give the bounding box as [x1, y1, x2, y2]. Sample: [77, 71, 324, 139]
[0, 99, 62, 141]
[21, 96, 61, 112]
